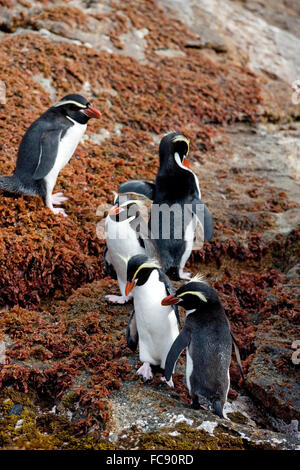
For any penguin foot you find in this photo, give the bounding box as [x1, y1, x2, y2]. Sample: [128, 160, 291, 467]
[105, 294, 130, 304]
[52, 192, 69, 205]
[179, 268, 192, 280]
[161, 376, 174, 388]
[52, 207, 67, 217]
[137, 362, 153, 382]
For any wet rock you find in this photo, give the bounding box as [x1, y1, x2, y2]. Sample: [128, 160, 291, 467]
[108, 380, 300, 449]
[8, 403, 23, 416]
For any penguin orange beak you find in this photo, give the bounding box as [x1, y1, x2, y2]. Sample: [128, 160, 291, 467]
[109, 205, 121, 215]
[161, 295, 182, 306]
[125, 281, 136, 296]
[81, 105, 102, 119]
[182, 157, 190, 169]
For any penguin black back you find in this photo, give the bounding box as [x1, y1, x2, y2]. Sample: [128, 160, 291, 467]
[162, 277, 232, 418]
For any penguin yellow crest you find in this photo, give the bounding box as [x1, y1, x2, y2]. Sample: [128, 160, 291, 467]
[132, 258, 161, 280]
[54, 99, 86, 108]
[177, 291, 207, 303]
[172, 135, 190, 155]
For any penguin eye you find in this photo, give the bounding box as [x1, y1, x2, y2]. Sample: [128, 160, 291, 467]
[70, 104, 79, 111]
[175, 141, 188, 156]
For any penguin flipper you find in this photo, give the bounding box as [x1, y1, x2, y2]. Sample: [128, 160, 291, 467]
[126, 309, 138, 352]
[33, 129, 63, 180]
[159, 270, 180, 325]
[192, 198, 213, 242]
[103, 247, 117, 280]
[164, 328, 191, 381]
[118, 180, 155, 201]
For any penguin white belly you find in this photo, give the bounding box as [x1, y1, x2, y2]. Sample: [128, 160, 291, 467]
[180, 215, 197, 269]
[44, 121, 87, 194]
[105, 217, 145, 295]
[186, 349, 193, 394]
[133, 270, 179, 367]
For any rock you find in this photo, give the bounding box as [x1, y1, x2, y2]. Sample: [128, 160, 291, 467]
[8, 403, 23, 416]
[159, 0, 300, 121]
[246, 316, 300, 423]
[155, 49, 186, 58]
[233, 0, 300, 39]
[286, 264, 300, 281]
[108, 380, 300, 449]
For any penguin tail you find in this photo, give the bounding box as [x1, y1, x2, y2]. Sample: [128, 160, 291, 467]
[0, 175, 22, 195]
[212, 400, 224, 419]
[0, 175, 40, 197]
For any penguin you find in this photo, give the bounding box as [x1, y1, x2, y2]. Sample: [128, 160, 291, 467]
[0, 94, 101, 216]
[124, 254, 180, 382]
[161, 275, 233, 418]
[104, 194, 148, 304]
[118, 132, 213, 280]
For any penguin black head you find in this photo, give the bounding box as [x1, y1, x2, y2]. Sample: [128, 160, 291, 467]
[53, 94, 102, 124]
[159, 132, 190, 171]
[125, 254, 161, 295]
[161, 274, 220, 311]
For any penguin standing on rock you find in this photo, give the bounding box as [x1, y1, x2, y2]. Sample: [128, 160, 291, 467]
[0, 94, 101, 216]
[104, 195, 148, 304]
[161, 275, 234, 418]
[118, 132, 213, 280]
[124, 254, 180, 382]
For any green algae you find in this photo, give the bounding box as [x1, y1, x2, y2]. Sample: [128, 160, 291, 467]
[117, 423, 245, 450]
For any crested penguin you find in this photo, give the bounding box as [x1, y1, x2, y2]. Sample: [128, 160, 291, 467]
[104, 194, 148, 304]
[125, 254, 180, 382]
[118, 132, 213, 280]
[0, 94, 101, 216]
[161, 276, 238, 419]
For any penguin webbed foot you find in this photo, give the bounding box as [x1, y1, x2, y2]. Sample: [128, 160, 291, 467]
[136, 362, 153, 382]
[179, 268, 192, 280]
[161, 376, 174, 388]
[51, 192, 69, 205]
[104, 294, 131, 304]
[52, 206, 67, 217]
[46, 193, 68, 216]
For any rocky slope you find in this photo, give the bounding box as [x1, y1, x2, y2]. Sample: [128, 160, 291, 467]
[0, 0, 299, 450]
